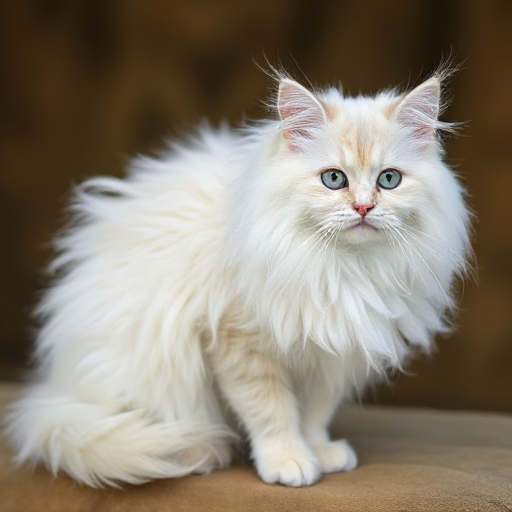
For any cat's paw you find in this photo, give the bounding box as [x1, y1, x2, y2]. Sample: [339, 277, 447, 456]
[313, 439, 358, 474]
[256, 447, 321, 487]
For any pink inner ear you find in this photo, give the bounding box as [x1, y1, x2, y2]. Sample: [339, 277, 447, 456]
[277, 80, 326, 143]
[394, 79, 441, 139]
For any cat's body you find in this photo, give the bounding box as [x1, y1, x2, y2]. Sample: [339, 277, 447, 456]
[7, 72, 471, 487]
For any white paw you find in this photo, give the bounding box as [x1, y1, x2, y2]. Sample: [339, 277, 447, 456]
[256, 447, 321, 487]
[313, 439, 358, 474]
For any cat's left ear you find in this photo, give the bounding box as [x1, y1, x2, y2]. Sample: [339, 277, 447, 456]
[277, 79, 327, 147]
[393, 78, 441, 140]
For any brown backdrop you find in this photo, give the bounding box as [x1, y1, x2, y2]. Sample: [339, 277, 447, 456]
[1, 0, 511, 412]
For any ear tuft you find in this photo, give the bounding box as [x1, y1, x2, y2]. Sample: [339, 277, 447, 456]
[393, 78, 441, 140]
[277, 79, 327, 146]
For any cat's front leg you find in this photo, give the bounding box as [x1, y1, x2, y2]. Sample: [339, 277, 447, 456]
[296, 352, 358, 474]
[208, 328, 321, 487]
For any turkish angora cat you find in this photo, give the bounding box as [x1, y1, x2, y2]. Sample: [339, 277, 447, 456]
[7, 69, 471, 487]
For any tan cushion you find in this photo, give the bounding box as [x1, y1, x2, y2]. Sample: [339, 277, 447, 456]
[1, 381, 512, 511]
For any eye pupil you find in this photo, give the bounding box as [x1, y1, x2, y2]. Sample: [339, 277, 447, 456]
[386, 173, 392, 183]
[331, 172, 338, 182]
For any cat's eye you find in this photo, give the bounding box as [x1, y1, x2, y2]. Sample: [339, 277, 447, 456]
[321, 169, 348, 190]
[377, 169, 402, 190]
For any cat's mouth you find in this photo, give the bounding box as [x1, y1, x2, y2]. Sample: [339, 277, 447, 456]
[351, 219, 378, 231]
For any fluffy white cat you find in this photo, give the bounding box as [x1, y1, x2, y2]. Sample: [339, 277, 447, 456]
[7, 70, 471, 487]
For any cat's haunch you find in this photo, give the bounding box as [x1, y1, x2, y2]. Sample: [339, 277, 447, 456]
[6, 70, 471, 487]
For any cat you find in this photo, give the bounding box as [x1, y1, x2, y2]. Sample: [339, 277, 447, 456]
[6, 68, 471, 488]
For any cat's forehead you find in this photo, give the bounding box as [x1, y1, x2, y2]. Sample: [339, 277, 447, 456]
[323, 94, 398, 171]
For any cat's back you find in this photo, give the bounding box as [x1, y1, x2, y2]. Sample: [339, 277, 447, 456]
[42, 126, 241, 335]
[64, 125, 240, 261]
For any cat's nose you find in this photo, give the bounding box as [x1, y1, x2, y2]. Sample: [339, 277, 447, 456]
[352, 203, 375, 218]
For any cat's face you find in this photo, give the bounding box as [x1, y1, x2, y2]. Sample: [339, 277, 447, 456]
[274, 77, 451, 250]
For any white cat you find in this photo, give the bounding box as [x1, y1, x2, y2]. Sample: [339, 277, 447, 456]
[7, 70, 471, 487]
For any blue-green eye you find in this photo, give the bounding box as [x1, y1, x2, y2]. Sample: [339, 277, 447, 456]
[321, 169, 348, 190]
[377, 169, 402, 190]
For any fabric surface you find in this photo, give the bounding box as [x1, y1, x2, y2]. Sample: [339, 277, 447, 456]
[1, 381, 511, 512]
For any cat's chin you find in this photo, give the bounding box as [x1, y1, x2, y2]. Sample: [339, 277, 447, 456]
[339, 223, 385, 246]
[352, 223, 378, 232]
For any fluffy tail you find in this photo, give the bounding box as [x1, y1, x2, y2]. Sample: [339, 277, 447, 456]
[6, 385, 233, 486]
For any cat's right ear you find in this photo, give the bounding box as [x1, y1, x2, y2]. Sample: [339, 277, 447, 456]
[277, 79, 327, 148]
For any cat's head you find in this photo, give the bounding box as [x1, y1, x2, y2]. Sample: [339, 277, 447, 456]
[267, 73, 465, 253]
[227, 72, 471, 354]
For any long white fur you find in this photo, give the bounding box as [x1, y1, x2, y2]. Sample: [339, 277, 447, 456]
[6, 71, 471, 487]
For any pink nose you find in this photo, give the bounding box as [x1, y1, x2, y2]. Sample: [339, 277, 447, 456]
[352, 204, 375, 218]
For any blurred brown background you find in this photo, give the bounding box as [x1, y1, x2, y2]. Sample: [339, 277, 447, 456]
[1, 0, 511, 412]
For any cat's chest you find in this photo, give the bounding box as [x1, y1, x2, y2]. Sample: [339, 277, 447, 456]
[306, 256, 412, 322]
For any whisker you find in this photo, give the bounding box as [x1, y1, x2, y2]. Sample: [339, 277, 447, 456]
[381, 226, 412, 296]
[390, 226, 449, 302]
[382, 214, 475, 295]
[387, 226, 430, 291]
[296, 218, 348, 307]
[395, 225, 461, 275]
[394, 220, 462, 257]
[296, 221, 328, 240]
[399, 223, 474, 298]
[297, 221, 332, 248]
[274, 220, 336, 303]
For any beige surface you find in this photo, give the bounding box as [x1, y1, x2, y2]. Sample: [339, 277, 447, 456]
[1, 381, 512, 511]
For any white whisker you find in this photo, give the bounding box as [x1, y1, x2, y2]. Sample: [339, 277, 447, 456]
[390, 226, 449, 302]
[381, 226, 412, 296]
[396, 225, 461, 275]
[398, 222, 462, 257]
